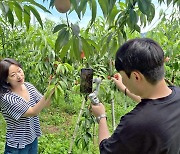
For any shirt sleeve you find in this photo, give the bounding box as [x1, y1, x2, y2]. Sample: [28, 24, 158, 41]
[0, 94, 30, 121]
[99, 115, 144, 154]
[99, 120, 128, 154]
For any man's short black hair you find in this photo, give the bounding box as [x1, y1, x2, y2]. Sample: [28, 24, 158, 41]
[115, 38, 165, 84]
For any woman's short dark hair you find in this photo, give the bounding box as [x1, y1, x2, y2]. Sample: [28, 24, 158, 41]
[115, 38, 165, 84]
[0, 58, 22, 94]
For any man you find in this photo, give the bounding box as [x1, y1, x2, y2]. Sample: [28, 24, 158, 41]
[91, 38, 180, 154]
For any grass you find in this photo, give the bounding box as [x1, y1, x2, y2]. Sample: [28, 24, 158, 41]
[0, 114, 6, 154]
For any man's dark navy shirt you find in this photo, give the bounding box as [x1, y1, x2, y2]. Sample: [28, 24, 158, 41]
[100, 86, 180, 154]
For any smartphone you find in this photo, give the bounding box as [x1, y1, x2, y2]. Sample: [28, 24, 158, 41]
[80, 68, 93, 94]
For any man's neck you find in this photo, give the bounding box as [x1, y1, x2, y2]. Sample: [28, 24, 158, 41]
[141, 79, 172, 100]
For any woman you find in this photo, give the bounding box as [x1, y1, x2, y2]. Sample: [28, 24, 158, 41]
[0, 58, 54, 154]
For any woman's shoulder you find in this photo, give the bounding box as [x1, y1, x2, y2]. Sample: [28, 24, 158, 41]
[0, 91, 14, 103]
[24, 82, 35, 89]
[24, 82, 38, 93]
[24, 82, 32, 86]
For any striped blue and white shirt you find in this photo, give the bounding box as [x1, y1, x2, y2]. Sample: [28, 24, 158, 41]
[0, 82, 43, 149]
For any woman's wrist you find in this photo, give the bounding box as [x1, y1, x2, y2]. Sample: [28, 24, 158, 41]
[118, 85, 126, 92]
[119, 86, 127, 94]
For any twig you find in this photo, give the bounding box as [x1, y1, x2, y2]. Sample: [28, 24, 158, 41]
[111, 98, 116, 130]
[66, 13, 70, 27]
[93, 122, 97, 144]
[109, 58, 116, 130]
[165, 78, 173, 86]
[68, 96, 86, 154]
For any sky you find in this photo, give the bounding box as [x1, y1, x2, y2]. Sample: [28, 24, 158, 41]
[35, 0, 174, 33]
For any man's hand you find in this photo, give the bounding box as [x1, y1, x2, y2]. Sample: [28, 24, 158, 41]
[91, 103, 106, 118]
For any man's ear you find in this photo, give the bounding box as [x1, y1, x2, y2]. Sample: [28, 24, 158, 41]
[131, 71, 143, 81]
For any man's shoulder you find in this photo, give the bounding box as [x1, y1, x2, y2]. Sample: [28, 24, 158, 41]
[122, 102, 160, 126]
[171, 86, 180, 92]
[169, 85, 180, 91]
[120, 104, 147, 125]
[168, 86, 180, 101]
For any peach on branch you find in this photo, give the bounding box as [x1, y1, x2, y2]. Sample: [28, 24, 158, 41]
[54, 0, 71, 13]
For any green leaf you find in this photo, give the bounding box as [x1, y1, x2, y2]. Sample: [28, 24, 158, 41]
[71, 23, 80, 36]
[100, 43, 108, 56]
[167, 0, 172, 6]
[60, 65, 65, 74]
[45, 84, 55, 99]
[90, 0, 97, 25]
[158, 0, 164, 5]
[55, 28, 70, 52]
[138, 0, 148, 15]
[54, 86, 58, 100]
[7, 8, 14, 27]
[13, 1, 23, 24]
[119, 31, 126, 42]
[134, 24, 140, 32]
[78, 0, 88, 17]
[81, 37, 91, 59]
[54, 85, 63, 101]
[53, 24, 67, 33]
[73, 36, 80, 60]
[64, 63, 73, 72]
[108, 0, 116, 15]
[57, 85, 64, 96]
[108, 5, 119, 25]
[0, 2, 9, 14]
[110, 38, 118, 57]
[7, 1, 13, 11]
[49, 0, 55, 8]
[86, 39, 99, 51]
[115, 11, 126, 27]
[28, 0, 51, 13]
[159, 9, 164, 19]
[148, 3, 155, 21]
[70, 42, 75, 59]
[129, 9, 138, 25]
[0, 25, 2, 34]
[23, 5, 31, 29]
[28, 5, 43, 28]
[98, 0, 108, 18]
[70, 0, 79, 17]
[59, 81, 67, 89]
[56, 64, 62, 74]
[60, 39, 72, 59]
[81, 1, 87, 17]
[119, 1, 126, 9]
[140, 13, 146, 26]
[173, 62, 179, 71]
[107, 33, 113, 44]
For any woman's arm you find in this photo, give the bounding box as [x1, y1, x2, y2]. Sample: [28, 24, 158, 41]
[23, 89, 54, 117]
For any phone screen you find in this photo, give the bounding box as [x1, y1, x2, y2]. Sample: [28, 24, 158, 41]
[80, 68, 93, 94]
